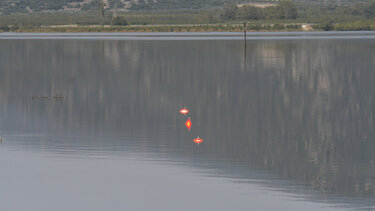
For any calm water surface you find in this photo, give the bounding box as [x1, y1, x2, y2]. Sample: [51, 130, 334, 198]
[0, 32, 375, 211]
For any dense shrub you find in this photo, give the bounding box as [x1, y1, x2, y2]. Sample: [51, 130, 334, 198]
[220, 4, 238, 20]
[316, 20, 335, 31]
[335, 21, 374, 31]
[112, 15, 128, 25]
[237, 6, 261, 20]
[195, 11, 217, 23]
[0, 25, 11, 32]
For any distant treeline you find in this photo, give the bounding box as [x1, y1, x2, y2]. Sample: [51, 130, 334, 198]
[0, 23, 303, 33]
[3, 21, 375, 33]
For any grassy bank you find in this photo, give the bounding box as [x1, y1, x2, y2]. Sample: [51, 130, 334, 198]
[0, 23, 307, 33]
[3, 22, 375, 33]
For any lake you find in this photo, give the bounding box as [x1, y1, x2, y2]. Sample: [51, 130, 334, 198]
[0, 32, 375, 211]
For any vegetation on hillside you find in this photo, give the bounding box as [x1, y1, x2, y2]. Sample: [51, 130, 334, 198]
[0, 0, 84, 14]
[1, 0, 375, 31]
[219, 1, 297, 21]
[0, 0, 373, 14]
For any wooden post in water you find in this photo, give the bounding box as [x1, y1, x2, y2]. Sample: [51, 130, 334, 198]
[243, 22, 247, 71]
[244, 23, 247, 47]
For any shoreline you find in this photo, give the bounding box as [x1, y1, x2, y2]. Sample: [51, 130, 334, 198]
[2, 25, 375, 33]
[1, 31, 375, 41]
[2, 19, 375, 33]
[1, 24, 308, 33]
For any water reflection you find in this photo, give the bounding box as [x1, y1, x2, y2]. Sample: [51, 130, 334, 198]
[0, 37, 375, 209]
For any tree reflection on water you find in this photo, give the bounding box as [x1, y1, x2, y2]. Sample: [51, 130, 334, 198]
[0, 38, 374, 202]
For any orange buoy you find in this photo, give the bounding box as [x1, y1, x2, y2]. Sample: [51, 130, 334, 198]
[185, 117, 192, 131]
[193, 137, 203, 145]
[179, 108, 189, 115]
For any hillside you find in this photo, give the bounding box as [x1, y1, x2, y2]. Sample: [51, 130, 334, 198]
[0, 0, 220, 13]
[0, 0, 371, 14]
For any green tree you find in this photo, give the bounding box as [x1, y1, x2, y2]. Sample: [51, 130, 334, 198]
[318, 19, 334, 31]
[279, 1, 298, 19]
[220, 4, 238, 20]
[263, 6, 284, 20]
[263, 1, 297, 20]
[363, 2, 375, 18]
[237, 6, 261, 20]
[0, 25, 11, 32]
[195, 11, 217, 23]
[112, 15, 128, 26]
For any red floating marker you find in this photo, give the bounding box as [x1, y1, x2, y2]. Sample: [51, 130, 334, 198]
[193, 137, 203, 145]
[185, 117, 192, 131]
[179, 108, 189, 115]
